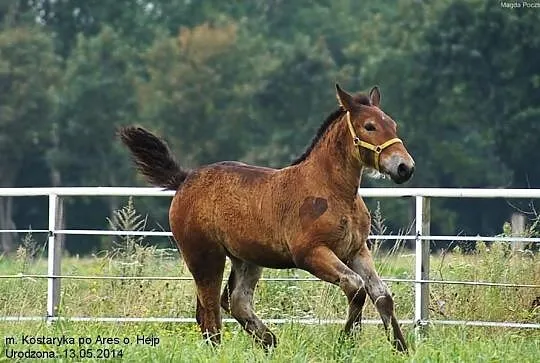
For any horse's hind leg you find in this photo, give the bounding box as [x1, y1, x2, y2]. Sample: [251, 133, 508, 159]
[220, 268, 235, 314]
[350, 248, 408, 352]
[227, 257, 276, 350]
[185, 245, 226, 346]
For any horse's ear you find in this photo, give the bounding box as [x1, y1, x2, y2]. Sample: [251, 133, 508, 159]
[369, 86, 381, 107]
[335, 83, 355, 111]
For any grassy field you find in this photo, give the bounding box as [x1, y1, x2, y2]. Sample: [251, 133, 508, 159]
[0, 235, 539, 362]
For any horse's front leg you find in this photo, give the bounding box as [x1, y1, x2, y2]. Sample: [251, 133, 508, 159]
[343, 276, 367, 334]
[349, 247, 408, 352]
[292, 246, 367, 328]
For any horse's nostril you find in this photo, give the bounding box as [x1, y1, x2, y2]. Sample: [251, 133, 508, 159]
[397, 163, 411, 178]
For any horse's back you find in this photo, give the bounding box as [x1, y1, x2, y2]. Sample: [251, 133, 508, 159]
[169, 160, 296, 268]
[187, 160, 277, 190]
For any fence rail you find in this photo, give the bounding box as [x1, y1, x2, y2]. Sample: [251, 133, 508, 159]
[1, 187, 539, 330]
[1, 273, 539, 289]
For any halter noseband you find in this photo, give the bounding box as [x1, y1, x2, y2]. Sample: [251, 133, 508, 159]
[345, 111, 402, 171]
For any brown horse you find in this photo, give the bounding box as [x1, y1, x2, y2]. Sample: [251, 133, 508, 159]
[119, 84, 414, 352]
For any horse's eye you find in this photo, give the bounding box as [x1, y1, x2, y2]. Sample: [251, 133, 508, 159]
[364, 123, 376, 132]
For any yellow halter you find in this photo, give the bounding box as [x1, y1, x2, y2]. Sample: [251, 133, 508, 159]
[345, 111, 402, 171]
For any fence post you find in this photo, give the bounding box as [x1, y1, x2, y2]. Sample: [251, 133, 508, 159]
[511, 212, 526, 252]
[47, 193, 61, 322]
[414, 196, 430, 337]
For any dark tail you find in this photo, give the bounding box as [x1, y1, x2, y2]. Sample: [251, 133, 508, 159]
[118, 126, 189, 190]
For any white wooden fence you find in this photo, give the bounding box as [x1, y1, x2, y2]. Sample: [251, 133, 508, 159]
[0, 187, 539, 330]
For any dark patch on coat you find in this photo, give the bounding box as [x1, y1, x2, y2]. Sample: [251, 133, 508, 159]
[299, 197, 328, 229]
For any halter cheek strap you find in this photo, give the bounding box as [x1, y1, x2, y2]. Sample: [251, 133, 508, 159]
[346, 111, 402, 171]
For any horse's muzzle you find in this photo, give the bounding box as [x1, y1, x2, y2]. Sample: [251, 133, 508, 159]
[391, 163, 414, 184]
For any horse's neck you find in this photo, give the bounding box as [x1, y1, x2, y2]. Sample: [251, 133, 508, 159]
[301, 118, 363, 201]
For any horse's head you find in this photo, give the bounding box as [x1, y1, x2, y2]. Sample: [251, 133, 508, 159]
[335, 84, 415, 184]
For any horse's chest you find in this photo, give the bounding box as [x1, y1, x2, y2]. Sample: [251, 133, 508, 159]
[332, 213, 369, 259]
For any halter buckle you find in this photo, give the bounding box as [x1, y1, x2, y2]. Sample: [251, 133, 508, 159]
[353, 136, 361, 146]
[374, 145, 382, 153]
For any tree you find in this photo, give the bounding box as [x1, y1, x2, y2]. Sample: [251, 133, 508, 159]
[0, 26, 59, 252]
[468, 3, 540, 187]
[352, 0, 539, 237]
[413, 0, 540, 237]
[32, 0, 162, 57]
[137, 22, 262, 167]
[248, 38, 343, 166]
[48, 26, 139, 223]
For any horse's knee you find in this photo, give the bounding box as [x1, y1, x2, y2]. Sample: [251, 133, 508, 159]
[349, 285, 367, 305]
[339, 273, 365, 298]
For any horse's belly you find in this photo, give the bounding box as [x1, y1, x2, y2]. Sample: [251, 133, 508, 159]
[224, 238, 296, 269]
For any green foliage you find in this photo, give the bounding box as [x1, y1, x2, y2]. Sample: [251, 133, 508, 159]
[32, 0, 164, 57]
[358, 0, 540, 235]
[138, 21, 258, 166]
[248, 37, 343, 166]
[430, 241, 539, 323]
[369, 201, 412, 274]
[0, 247, 538, 361]
[0, 26, 59, 183]
[0, 322, 537, 362]
[1, 222, 537, 325]
[0, 231, 46, 318]
[107, 197, 148, 259]
[500, 209, 540, 252]
[1, 0, 540, 253]
[49, 26, 139, 187]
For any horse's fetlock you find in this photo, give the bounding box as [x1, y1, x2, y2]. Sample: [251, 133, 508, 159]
[230, 290, 253, 318]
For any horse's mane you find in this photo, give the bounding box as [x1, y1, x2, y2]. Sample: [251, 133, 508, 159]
[290, 93, 371, 165]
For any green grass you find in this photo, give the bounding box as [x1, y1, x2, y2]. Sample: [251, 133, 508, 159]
[0, 239, 539, 362]
[1, 322, 538, 362]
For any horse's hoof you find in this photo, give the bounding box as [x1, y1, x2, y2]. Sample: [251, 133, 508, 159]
[202, 331, 221, 347]
[260, 330, 277, 352]
[394, 339, 408, 354]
